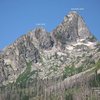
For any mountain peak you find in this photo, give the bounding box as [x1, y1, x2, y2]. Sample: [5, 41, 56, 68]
[34, 27, 46, 33]
[68, 11, 79, 16]
[52, 11, 95, 47]
[69, 10, 77, 13]
[64, 11, 79, 22]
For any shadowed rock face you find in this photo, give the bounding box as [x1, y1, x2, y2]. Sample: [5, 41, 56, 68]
[0, 11, 99, 85]
[34, 27, 54, 49]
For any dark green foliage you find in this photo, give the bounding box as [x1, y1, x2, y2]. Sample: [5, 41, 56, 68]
[63, 61, 100, 80]
[63, 65, 85, 79]
[65, 93, 73, 100]
[95, 60, 100, 71]
[56, 32, 62, 40]
[76, 66, 83, 73]
[52, 65, 59, 71]
[97, 48, 100, 52]
[87, 35, 96, 42]
[89, 61, 100, 87]
[22, 95, 29, 100]
[0, 60, 100, 100]
[89, 73, 100, 87]
[63, 66, 76, 79]
[56, 32, 66, 45]
[96, 43, 100, 52]
[16, 61, 38, 86]
[0, 73, 100, 100]
[16, 61, 32, 84]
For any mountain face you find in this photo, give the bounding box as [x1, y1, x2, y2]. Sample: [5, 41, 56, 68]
[52, 11, 94, 46]
[0, 11, 100, 86]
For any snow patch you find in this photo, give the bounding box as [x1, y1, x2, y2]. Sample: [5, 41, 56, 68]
[69, 17, 73, 21]
[73, 42, 84, 46]
[4, 59, 12, 65]
[77, 39, 85, 42]
[66, 45, 74, 50]
[85, 42, 95, 48]
[57, 52, 67, 56]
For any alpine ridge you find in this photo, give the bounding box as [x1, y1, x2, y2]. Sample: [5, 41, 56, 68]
[0, 11, 100, 100]
[0, 11, 99, 85]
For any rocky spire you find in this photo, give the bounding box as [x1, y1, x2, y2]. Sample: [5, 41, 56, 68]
[51, 11, 94, 46]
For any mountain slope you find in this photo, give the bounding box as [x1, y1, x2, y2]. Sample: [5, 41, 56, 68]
[0, 11, 100, 87]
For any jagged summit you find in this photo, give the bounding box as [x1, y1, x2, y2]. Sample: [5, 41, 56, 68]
[32, 26, 46, 33]
[64, 11, 79, 21]
[68, 11, 78, 14]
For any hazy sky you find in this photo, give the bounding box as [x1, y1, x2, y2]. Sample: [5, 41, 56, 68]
[0, 0, 100, 49]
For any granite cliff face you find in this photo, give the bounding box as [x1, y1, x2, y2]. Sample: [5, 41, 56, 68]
[0, 11, 100, 86]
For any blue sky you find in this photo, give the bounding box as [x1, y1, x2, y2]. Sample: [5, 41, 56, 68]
[0, 0, 100, 49]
